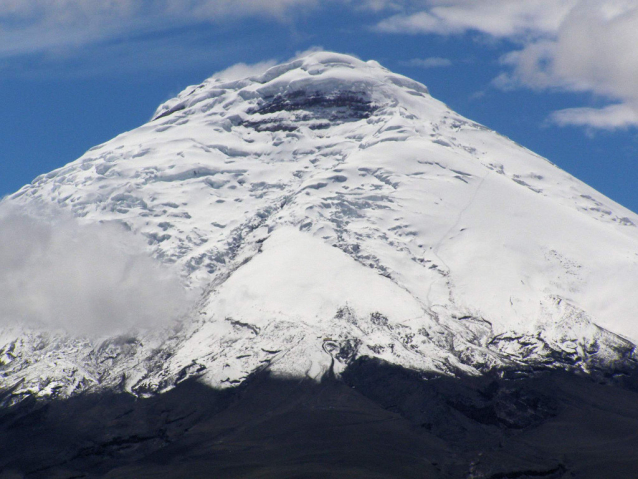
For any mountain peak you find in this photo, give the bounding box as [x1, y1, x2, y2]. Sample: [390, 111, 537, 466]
[3, 52, 638, 402]
[152, 51, 429, 122]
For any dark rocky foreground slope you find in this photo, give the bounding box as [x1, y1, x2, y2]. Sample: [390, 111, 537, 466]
[1, 361, 638, 479]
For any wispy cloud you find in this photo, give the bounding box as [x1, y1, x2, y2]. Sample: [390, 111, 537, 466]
[400, 57, 452, 68]
[205, 47, 326, 83]
[375, 1, 576, 37]
[0, 33, 239, 80]
[375, 0, 638, 130]
[0, 205, 194, 336]
[0, 0, 318, 60]
[211, 60, 279, 82]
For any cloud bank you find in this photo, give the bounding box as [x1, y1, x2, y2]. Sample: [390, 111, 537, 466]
[0, 206, 194, 336]
[376, 0, 638, 130]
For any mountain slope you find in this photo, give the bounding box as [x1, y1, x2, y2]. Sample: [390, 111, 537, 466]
[2, 52, 637, 403]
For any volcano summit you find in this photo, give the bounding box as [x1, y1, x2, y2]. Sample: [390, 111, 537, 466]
[1, 52, 638, 478]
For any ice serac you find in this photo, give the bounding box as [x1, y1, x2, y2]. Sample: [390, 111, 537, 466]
[2, 51, 638, 401]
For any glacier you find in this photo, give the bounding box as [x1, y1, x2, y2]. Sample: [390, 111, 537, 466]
[1, 51, 637, 405]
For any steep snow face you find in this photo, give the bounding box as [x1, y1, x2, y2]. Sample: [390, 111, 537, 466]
[3, 52, 638, 400]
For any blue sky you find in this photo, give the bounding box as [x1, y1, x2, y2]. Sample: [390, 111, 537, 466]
[2, 1, 637, 212]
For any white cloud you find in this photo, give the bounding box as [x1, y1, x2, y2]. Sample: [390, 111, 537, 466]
[211, 60, 278, 82]
[550, 104, 638, 130]
[376, 0, 638, 130]
[207, 47, 326, 83]
[291, 46, 326, 60]
[401, 57, 452, 68]
[502, 1, 638, 128]
[377, 11, 459, 35]
[376, 1, 578, 37]
[0, 205, 194, 336]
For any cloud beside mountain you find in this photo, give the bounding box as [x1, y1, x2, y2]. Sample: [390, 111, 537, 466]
[0, 205, 193, 336]
[377, 0, 638, 130]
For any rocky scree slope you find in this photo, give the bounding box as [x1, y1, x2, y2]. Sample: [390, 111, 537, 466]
[2, 52, 638, 404]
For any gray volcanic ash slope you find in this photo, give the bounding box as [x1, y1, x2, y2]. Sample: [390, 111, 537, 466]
[1, 52, 638, 479]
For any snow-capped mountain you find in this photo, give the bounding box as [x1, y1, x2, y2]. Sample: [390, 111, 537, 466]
[2, 51, 637, 404]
